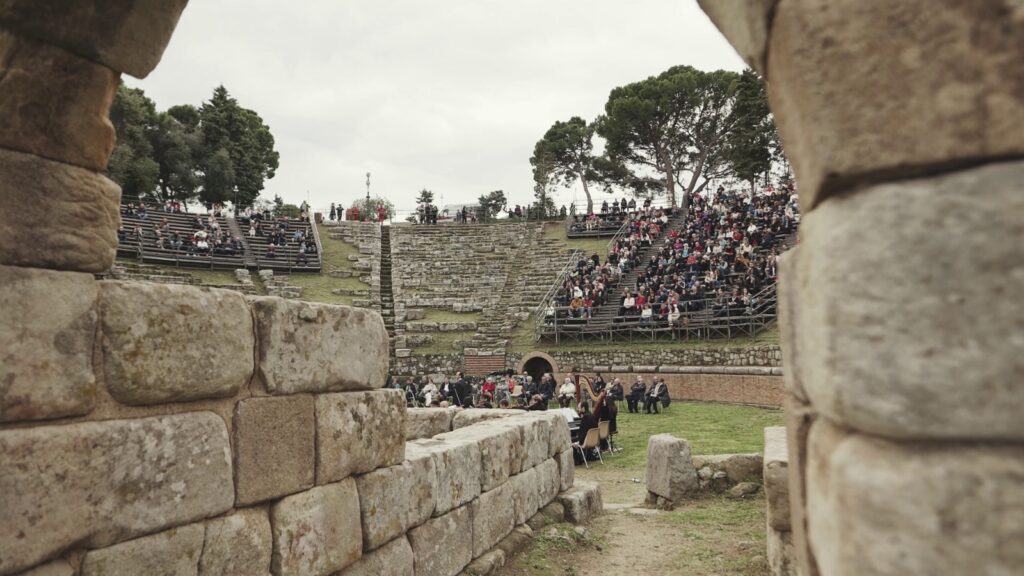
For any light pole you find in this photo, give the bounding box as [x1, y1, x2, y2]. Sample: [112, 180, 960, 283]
[365, 172, 371, 201]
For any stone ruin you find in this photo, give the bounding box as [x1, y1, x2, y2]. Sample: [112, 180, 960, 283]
[696, 0, 1024, 574]
[0, 2, 602, 575]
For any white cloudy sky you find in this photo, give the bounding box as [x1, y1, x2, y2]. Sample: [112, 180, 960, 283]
[128, 0, 744, 216]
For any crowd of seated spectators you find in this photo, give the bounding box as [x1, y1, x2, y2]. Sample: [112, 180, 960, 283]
[546, 204, 675, 321]
[615, 184, 799, 326]
[118, 202, 244, 257]
[566, 197, 650, 235]
[238, 211, 318, 265]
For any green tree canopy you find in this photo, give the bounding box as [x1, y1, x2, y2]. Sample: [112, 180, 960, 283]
[350, 196, 395, 221]
[723, 69, 776, 192]
[416, 189, 435, 205]
[477, 190, 507, 221]
[107, 87, 160, 199]
[596, 65, 769, 208]
[530, 116, 599, 213]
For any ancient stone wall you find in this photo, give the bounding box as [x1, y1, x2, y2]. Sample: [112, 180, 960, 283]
[698, 1, 1024, 574]
[511, 346, 782, 372]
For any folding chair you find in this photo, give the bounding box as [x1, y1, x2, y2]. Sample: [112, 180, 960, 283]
[598, 420, 612, 453]
[572, 428, 603, 469]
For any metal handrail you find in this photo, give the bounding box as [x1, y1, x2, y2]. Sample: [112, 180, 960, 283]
[307, 210, 324, 269]
[531, 248, 584, 338]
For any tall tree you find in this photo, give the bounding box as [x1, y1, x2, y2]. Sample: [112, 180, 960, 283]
[530, 150, 558, 219]
[596, 65, 748, 208]
[530, 117, 598, 213]
[477, 190, 507, 221]
[723, 69, 776, 193]
[198, 86, 279, 208]
[107, 86, 160, 199]
[415, 189, 435, 205]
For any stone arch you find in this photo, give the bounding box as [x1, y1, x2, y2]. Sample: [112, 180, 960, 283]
[516, 351, 559, 383]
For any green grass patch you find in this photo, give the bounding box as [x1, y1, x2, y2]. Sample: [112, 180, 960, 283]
[606, 402, 783, 469]
[542, 222, 612, 257]
[315, 223, 363, 272]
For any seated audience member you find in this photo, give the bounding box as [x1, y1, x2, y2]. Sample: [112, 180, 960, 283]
[645, 377, 665, 414]
[558, 377, 577, 409]
[627, 377, 646, 413]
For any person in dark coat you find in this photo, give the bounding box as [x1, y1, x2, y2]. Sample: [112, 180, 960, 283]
[627, 377, 646, 413]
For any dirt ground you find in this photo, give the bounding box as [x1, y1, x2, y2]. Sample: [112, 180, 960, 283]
[497, 467, 769, 576]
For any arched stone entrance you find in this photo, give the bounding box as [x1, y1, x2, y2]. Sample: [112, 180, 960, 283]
[516, 351, 558, 384]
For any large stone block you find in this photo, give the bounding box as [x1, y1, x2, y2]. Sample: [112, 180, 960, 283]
[355, 465, 410, 551]
[806, 419, 1024, 575]
[557, 449, 575, 492]
[315, 390, 405, 484]
[0, 265, 97, 422]
[795, 162, 1024, 439]
[80, 523, 204, 576]
[691, 453, 763, 484]
[99, 282, 254, 405]
[508, 468, 540, 526]
[407, 505, 473, 576]
[645, 434, 698, 503]
[234, 395, 315, 505]
[535, 458, 561, 508]
[403, 447, 437, 529]
[250, 298, 388, 394]
[536, 411, 571, 457]
[451, 408, 522, 429]
[763, 426, 790, 532]
[507, 415, 548, 472]
[339, 535, 414, 576]
[0, 413, 233, 575]
[558, 481, 603, 525]
[199, 508, 272, 576]
[471, 483, 516, 558]
[784, 394, 819, 576]
[0, 32, 117, 170]
[14, 560, 73, 576]
[767, 522, 798, 576]
[0, 148, 119, 272]
[776, 248, 806, 401]
[437, 420, 522, 491]
[696, 0, 775, 73]
[0, 0, 189, 78]
[406, 407, 456, 440]
[760, 0, 1024, 209]
[270, 480, 362, 576]
[406, 437, 481, 516]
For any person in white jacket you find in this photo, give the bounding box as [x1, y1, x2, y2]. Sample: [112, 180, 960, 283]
[558, 377, 577, 409]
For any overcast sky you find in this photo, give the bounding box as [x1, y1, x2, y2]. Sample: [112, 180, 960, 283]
[128, 0, 744, 216]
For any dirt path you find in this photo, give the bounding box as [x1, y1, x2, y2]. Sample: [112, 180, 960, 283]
[497, 467, 769, 576]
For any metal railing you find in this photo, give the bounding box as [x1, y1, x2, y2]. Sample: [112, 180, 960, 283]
[531, 248, 584, 340]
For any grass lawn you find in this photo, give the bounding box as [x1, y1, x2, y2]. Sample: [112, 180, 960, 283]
[499, 401, 781, 576]
[285, 223, 371, 306]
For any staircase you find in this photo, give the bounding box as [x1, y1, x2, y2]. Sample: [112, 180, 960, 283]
[225, 216, 257, 267]
[379, 226, 396, 360]
[586, 210, 689, 327]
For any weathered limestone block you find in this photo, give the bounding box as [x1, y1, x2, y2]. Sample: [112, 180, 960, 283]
[403, 446, 438, 529]
[0, 265, 96, 422]
[536, 411, 571, 457]
[270, 479, 362, 576]
[0, 148, 120, 273]
[784, 394, 819, 576]
[777, 248, 807, 401]
[510, 416, 549, 472]
[471, 483, 516, 558]
[80, 523, 204, 576]
[764, 426, 790, 532]
[355, 465, 410, 551]
[339, 535, 414, 576]
[795, 163, 1024, 439]
[508, 468, 540, 526]
[495, 524, 534, 560]
[250, 298, 388, 395]
[557, 449, 575, 492]
[13, 560, 73, 576]
[99, 282, 254, 405]
[558, 481, 603, 525]
[234, 395, 315, 505]
[407, 437, 481, 516]
[407, 505, 473, 576]
[437, 421, 522, 491]
[199, 508, 272, 576]
[646, 434, 699, 503]
[463, 550, 506, 576]
[0, 413, 233, 575]
[767, 522, 798, 576]
[0, 0, 190, 78]
[0, 32, 117, 170]
[696, 0, 775, 73]
[406, 407, 456, 440]
[691, 453, 763, 484]
[807, 419, 1024, 575]
[315, 390, 405, 483]
[761, 0, 1024, 209]
[535, 458, 561, 507]
[451, 408, 522, 429]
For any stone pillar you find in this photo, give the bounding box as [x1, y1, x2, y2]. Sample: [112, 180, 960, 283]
[698, 1, 1024, 574]
[0, 0, 190, 273]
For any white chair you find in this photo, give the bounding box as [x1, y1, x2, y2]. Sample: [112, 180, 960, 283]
[572, 428, 603, 469]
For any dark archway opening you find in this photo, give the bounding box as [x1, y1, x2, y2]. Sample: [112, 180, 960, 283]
[523, 356, 553, 385]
